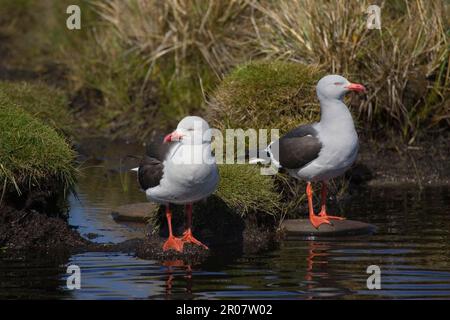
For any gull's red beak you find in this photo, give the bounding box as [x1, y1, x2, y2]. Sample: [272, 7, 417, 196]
[345, 83, 366, 93]
[163, 131, 184, 143]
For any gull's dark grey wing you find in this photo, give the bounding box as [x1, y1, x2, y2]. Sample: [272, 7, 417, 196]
[137, 135, 176, 190]
[137, 156, 164, 190]
[270, 124, 322, 169]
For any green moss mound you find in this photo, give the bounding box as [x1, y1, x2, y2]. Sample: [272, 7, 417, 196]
[208, 60, 323, 132]
[0, 100, 76, 196]
[216, 164, 280, 216]
[0, 81, 74, 135]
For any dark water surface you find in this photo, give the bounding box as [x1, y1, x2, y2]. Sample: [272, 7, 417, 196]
[1, 140, 449, 299]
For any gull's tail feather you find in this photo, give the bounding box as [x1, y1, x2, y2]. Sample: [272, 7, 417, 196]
[127, 154, 141, 172]
[236, 146, 272, 165]
[249, 155, 271, 165]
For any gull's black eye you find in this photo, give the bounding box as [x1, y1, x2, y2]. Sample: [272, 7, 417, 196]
[187, 128, 194, 131]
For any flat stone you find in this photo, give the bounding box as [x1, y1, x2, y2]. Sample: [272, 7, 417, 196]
[111, 203, 158, 223]
[281, 219, 376, 238]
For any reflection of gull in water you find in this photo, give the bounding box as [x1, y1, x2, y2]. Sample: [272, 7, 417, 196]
[162, 260, 193, 299]
[305, 241, 330, 282]
[305, 241, 330, 300]
[303, 241, 353, 299]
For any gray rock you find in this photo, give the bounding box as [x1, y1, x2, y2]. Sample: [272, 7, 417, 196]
[281, 219, 375, 238]
[111, 203, 158, 223]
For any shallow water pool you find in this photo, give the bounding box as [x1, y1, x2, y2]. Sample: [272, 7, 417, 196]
[1, 140, 449, 300]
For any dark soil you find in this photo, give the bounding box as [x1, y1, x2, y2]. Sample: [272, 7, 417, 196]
[134, 219, 278, 262]
[351, 133, 450, 186]
[0, 198, 278, 261]
[0, 205, 89, 253]
[135, 236, 210, 262]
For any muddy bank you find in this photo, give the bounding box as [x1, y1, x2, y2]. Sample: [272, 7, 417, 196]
[134, 219, 277, 261]
[0, 198, 278, 261]
[0, 205, 89, 254]
[351, 133, 450, 186]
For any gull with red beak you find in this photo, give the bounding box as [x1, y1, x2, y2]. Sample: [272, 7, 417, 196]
[132, 116, 219, 252]
[255, 75, 366, 228]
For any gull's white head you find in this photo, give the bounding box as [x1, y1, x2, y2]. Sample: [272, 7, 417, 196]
[316, 74, 366, 101]
[163, 116, 211, 145]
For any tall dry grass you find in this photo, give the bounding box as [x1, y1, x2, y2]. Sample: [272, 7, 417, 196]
[93, 0, 255, 79]
[251, 0, 449, 141]
[63, 0, 258, 138]
[57, 0, 450, 141]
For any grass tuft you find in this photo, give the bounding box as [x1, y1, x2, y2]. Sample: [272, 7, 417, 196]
[0, 81, 74, 135]
[208, 60, 323, 132]
[216, 164, 281, 217]
[0, 87, 76, 198]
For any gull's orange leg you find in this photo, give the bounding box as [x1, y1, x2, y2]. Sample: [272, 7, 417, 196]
[318, 181, 345, 220]
[307, 182, 331, 229]
[181, 203, 208, 249]
[162, 204, 184, 252]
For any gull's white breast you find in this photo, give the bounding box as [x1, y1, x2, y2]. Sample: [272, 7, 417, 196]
[292, 122, 359, 181]
[146, 144, 219, 204]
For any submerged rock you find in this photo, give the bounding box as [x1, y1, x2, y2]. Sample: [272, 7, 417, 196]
[111, 203, 157, 223]
[281, 219, 376, 238]
[135, 235, 210, 262]
[85, 232, 102, 240]
[135, 219, 278, 261]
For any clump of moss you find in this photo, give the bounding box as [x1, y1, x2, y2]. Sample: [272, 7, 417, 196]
[208, 60, 323, 132]
[216, 164, 280, 216]
[0, 81, 74, 136]
[0, 101, 76, 197]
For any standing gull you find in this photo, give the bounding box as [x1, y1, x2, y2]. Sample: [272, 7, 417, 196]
[260, 75, 365, 228]
[132, 116, 219, 252]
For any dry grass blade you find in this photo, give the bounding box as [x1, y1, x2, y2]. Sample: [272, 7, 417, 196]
[93, 0, 254, 78]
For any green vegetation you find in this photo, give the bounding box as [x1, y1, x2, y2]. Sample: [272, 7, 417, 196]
[71, 0, 448, 142]
[2, 0, 448, 141]
[0, 0, 448, 222]
[0, 81, 74, 135]
[0, 84, 76, 199]
[208, 61, 323, 132]
[0, 0, 94, 68]
[216, 164, 281, 217]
